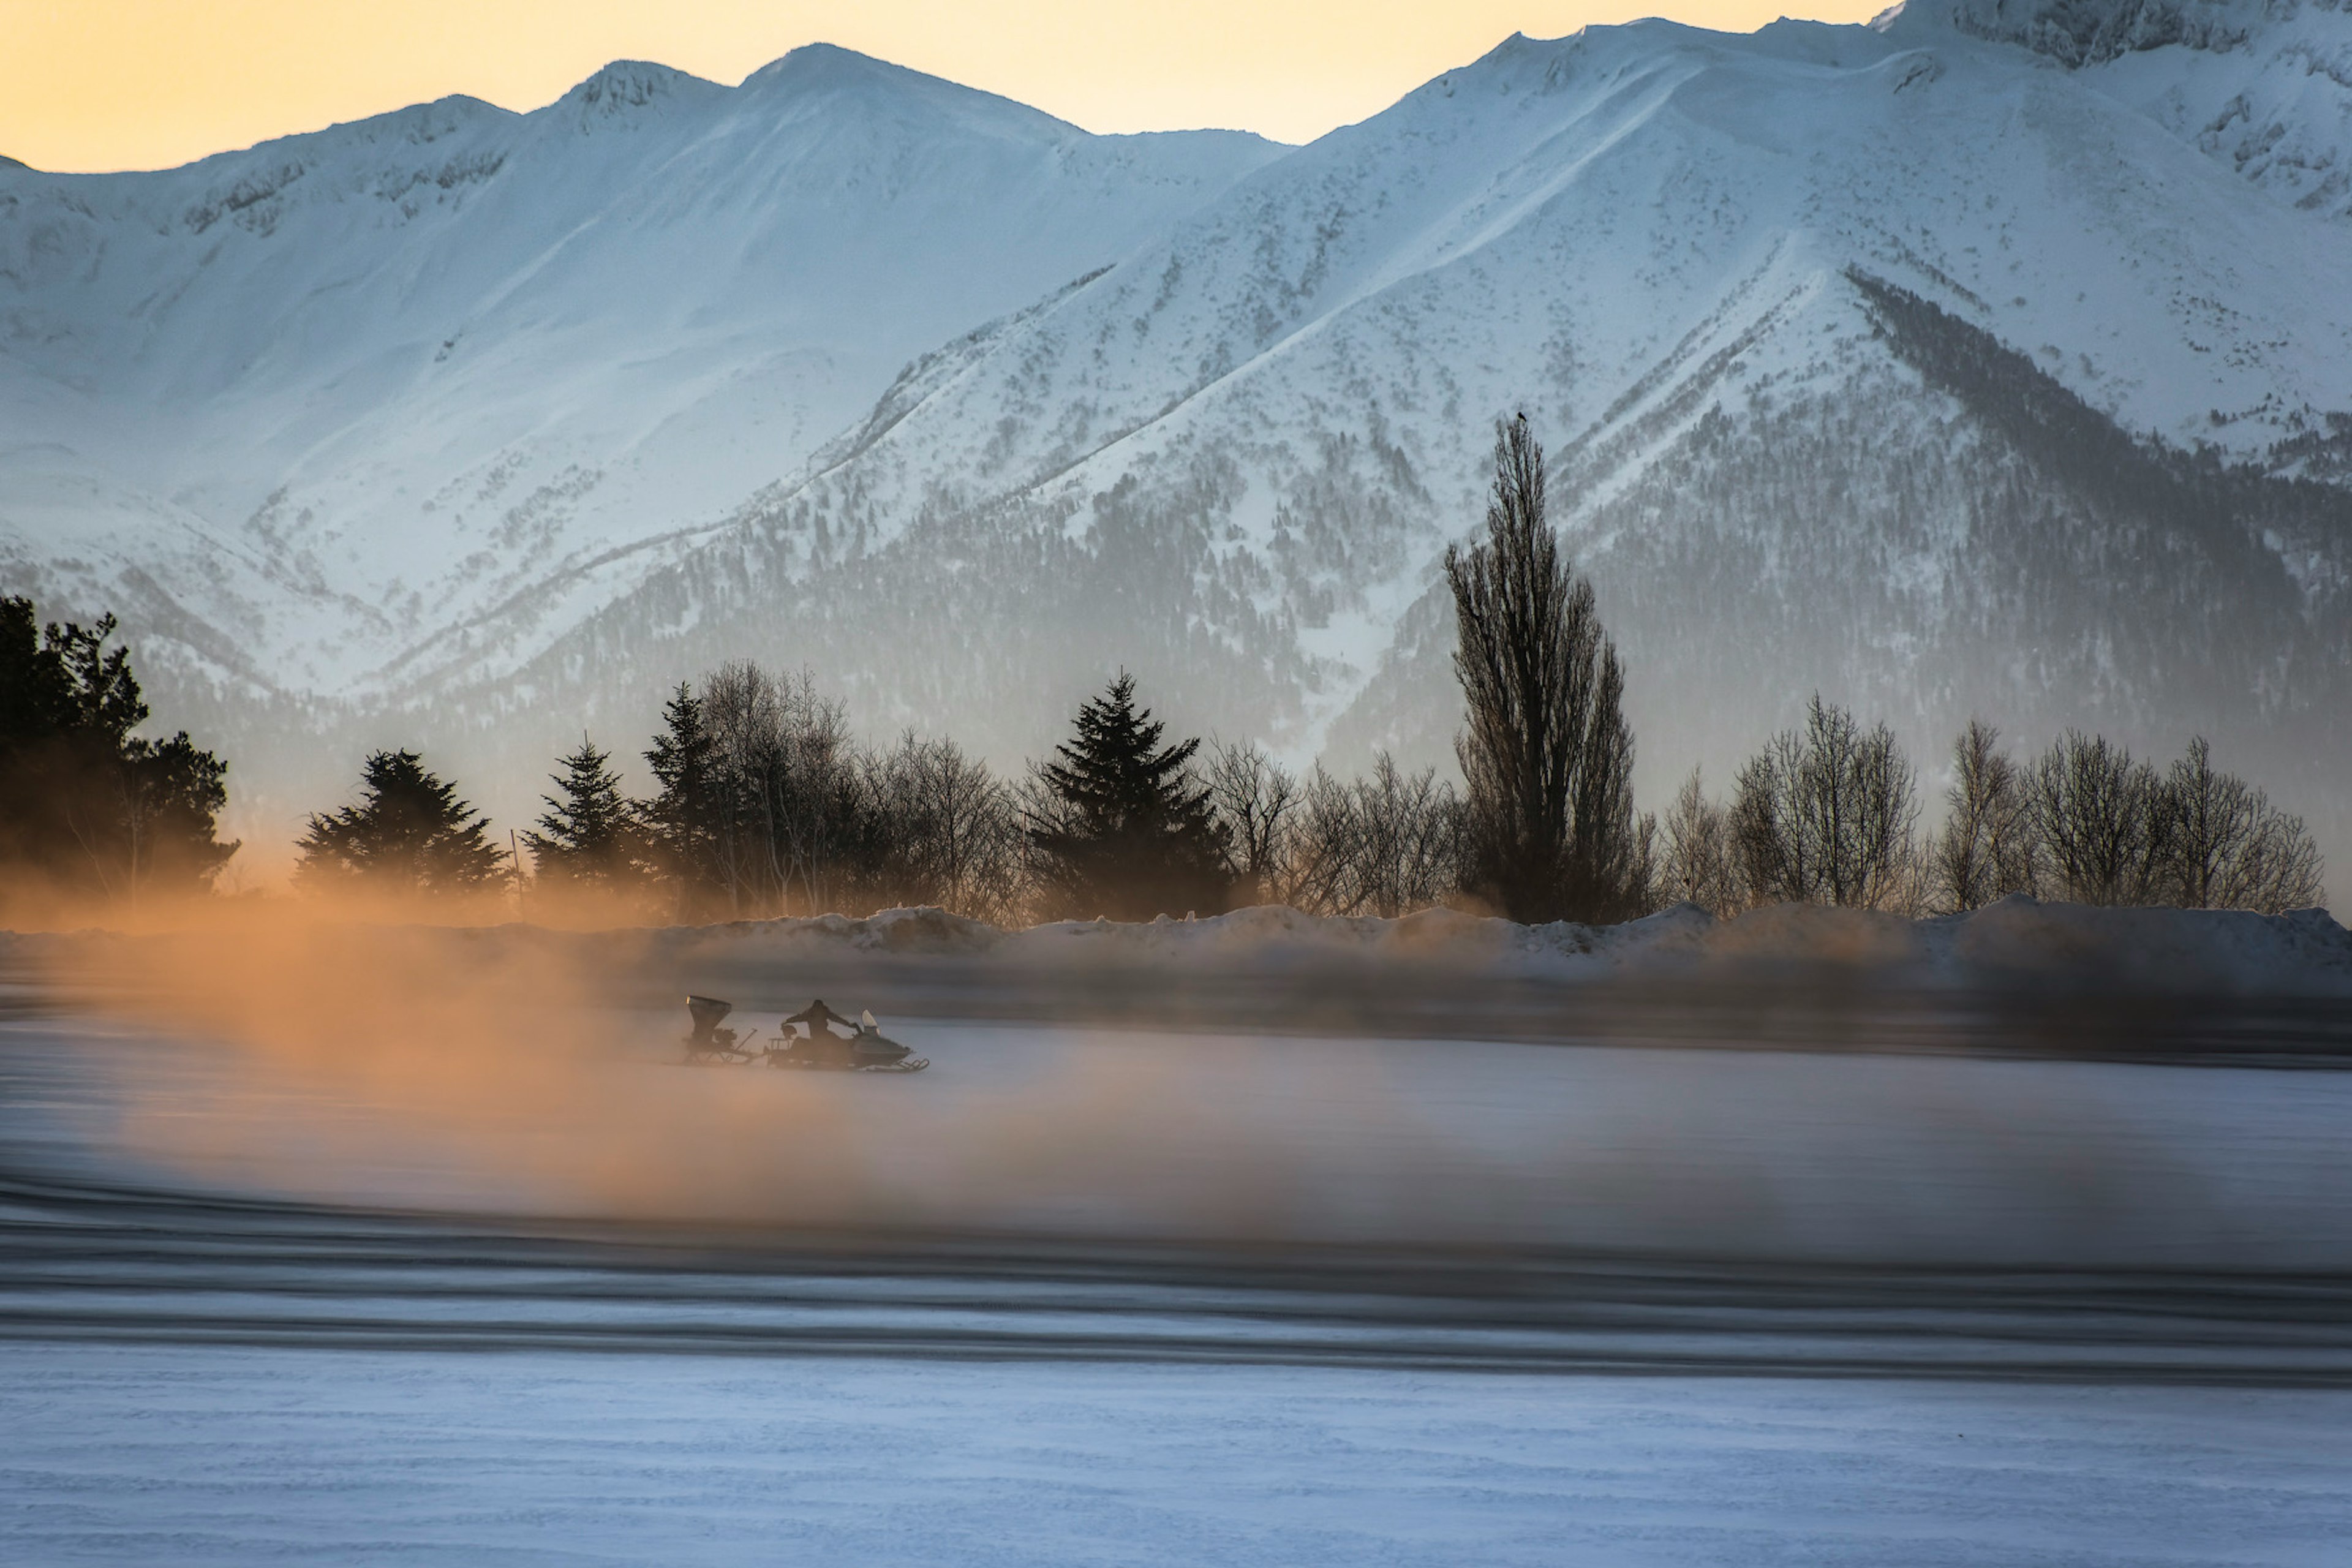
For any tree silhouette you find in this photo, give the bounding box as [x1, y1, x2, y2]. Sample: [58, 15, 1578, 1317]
[643, 682, 723, 912]
[1027, 673, 1229, 919]
[1931, 719, 2037, 913]
[1447, 417, 1642, 922]
[2026, 731, 2171, 907]
[2164, 736, 2323, 913]
[0, 595, 237, 905]
[1731, 695, 1919, 910]
[523, 737, 647, 889]
[295, 748, 507, 895]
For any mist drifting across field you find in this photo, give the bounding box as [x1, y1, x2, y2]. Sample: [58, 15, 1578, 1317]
[6, 899, 2350, 1276]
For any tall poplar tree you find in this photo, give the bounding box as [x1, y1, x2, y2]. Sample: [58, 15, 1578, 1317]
[1446, 416, 1642, 923]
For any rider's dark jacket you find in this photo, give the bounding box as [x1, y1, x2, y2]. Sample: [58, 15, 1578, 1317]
[786, 1000, 856, 1034]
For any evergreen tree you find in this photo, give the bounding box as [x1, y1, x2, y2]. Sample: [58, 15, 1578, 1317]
[0, 595, 238, 905]
[522, 737, 647, 889]
[1027, 673, 1229, 919]
[295, 748, 507, 895]
[1446, 417, 1642, 923]
[643, 682, 723, 911]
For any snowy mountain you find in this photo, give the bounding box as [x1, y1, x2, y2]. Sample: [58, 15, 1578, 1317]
[0, 45, 1280, 750]
[4, 6, 2348, 886]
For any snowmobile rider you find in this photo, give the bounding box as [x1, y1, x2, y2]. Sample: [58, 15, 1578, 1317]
[785, 999, 857, 1040]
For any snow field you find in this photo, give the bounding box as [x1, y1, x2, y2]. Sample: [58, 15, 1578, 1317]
[4, 1346, 2350, 1566]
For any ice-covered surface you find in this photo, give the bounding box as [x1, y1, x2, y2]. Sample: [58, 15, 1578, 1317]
[4, 1346, 2350, 1566]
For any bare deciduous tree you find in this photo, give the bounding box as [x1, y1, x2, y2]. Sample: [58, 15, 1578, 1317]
[1283, 768, 1360, 917]
[1659, 767, 1738, 915]
[1281, 753, 1466, 918]
[699, 658, 781, 911]
[2028, 731, 2173, 907]
[2163, 736, 2324, 914]
[867, 733, 1023, 922]
[1447, 415, 1641, 922]
[1732, 696, 1919, 910]
[699, 661, 883, 914]
[1205, 741, 1302, 908]
[1346, 754, 1466, 918]
[1931, 718, 2038, 913]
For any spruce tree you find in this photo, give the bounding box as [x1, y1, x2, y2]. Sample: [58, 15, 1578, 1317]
[295, 748, 507, 895]
[522, 737, 646, 889]
[1027, 673, 1229, 919]
[1446, 417, 1641, 923]
[643, 682, 723, 911]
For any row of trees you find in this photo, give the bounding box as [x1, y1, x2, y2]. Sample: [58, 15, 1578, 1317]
[1653, 703, 2324, 918]
[331, 665, 1490, 924]
[270, 414, 1650, 924]
[6, 413, 2330, 924]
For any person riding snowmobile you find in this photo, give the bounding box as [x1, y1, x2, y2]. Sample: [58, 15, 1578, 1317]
[781, 999, 859, 1065]
[785, 999, 856, 1038]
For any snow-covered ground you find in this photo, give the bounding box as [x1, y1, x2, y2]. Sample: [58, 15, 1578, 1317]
[5, 1346, 2350, 1566]
[9, 916, 2351, 1562]
[13, 1009, 2352, 1264]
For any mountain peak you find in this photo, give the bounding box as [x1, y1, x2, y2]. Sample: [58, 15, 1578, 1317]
[741, 42, 981, 102]
[747, 41, 899, 84]
[554, 59, 725, 122]
[737, 41, 1080, 137]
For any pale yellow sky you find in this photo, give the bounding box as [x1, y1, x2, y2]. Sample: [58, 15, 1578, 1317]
[4, 1, 1884, 173]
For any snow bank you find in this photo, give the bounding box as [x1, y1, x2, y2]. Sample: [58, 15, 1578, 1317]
[7, 895, 2345, 1005]
[655, 895, 2352, 995]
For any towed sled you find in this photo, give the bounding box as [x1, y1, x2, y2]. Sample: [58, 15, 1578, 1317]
[682, 995, 760, 1065]
[680, 995, 929, 1074]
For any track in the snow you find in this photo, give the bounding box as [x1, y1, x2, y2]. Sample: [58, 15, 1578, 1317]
[7, 1163, 2352, 1385]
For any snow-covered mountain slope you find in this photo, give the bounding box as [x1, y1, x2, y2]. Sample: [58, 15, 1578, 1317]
[5, 7, 2349, 891]
[1924, 0, 2352, 217]
[0, 45, 1281, 698]
[516, 2, 2350, 870]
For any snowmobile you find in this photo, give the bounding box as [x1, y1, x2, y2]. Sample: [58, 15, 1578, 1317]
[677, 995, 927, 1073]
[761, 998, 930, 1074]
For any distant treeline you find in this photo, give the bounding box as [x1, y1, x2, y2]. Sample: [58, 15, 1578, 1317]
[511, 666, 1477, 925]
[0, 415, 2328, 924]
[1655, 704, 2323, 919]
